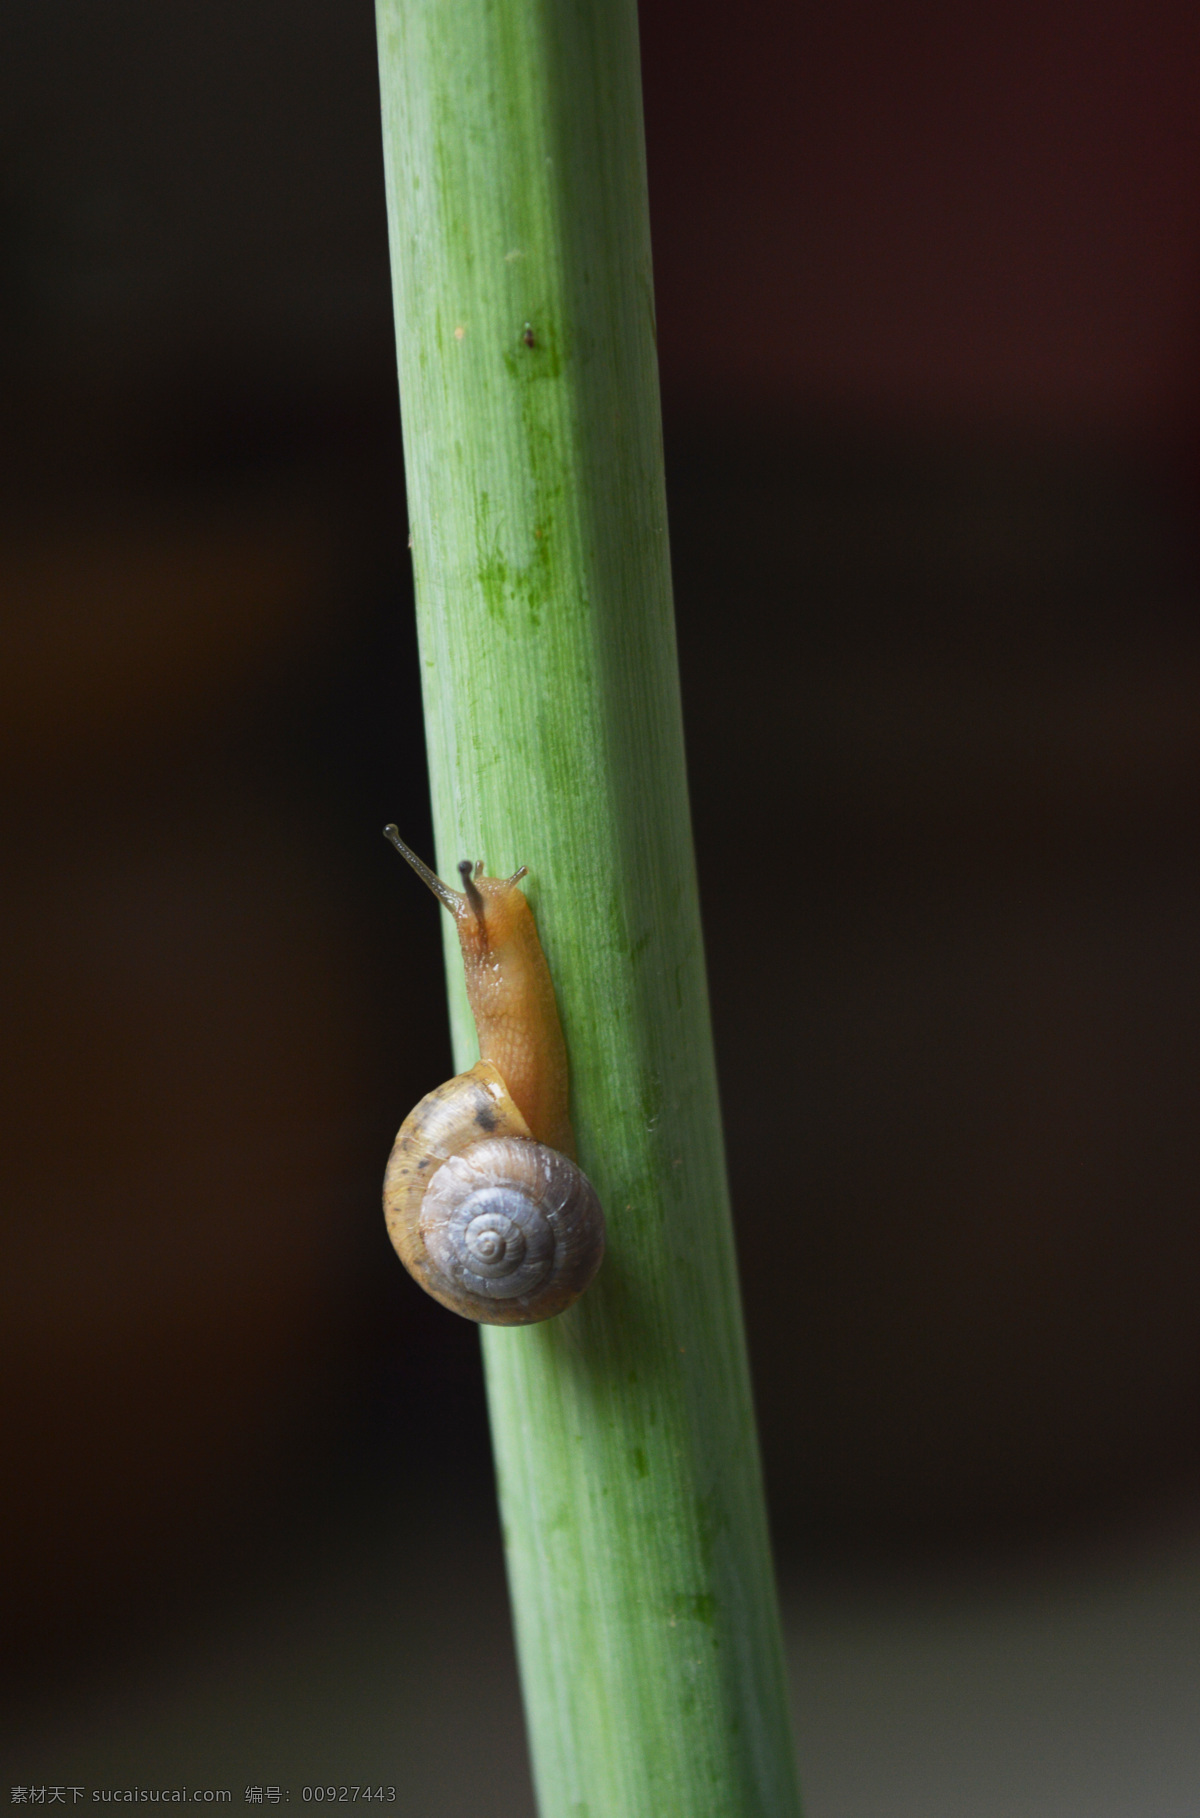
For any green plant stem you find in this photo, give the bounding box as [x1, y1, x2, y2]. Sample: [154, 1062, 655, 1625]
[374, 1, 801, 1811]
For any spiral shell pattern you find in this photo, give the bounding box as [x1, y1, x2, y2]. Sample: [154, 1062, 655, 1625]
[384, 1059, 605, 1324]
[421, 1136, 601, 1313]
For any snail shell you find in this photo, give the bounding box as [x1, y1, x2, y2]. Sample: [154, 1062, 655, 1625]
[385, 1058, 604, 1324]
[382, 829, 606, 1325]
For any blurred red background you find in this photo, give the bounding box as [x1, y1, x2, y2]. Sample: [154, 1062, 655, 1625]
[3, 0, 1200, 1796]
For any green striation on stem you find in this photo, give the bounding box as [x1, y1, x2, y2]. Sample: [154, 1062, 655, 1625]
[375, 0, 802, 1811]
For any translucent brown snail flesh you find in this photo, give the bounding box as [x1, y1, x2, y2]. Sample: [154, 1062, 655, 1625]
[382, 826, 605, 1324]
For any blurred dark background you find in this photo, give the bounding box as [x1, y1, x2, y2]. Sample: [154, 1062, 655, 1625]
[4, 0, 1200, 1807]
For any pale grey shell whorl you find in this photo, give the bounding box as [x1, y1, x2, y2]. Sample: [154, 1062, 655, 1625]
[419, 1134, 603, 1322]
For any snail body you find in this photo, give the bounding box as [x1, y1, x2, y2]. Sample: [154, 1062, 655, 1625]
[382, 828, 605, 1325]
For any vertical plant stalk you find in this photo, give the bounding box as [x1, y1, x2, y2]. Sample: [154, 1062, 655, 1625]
[375, 1, 802, 1812]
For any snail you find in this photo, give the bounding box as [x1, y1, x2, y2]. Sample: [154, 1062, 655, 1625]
[382, 825, 605, 1324]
